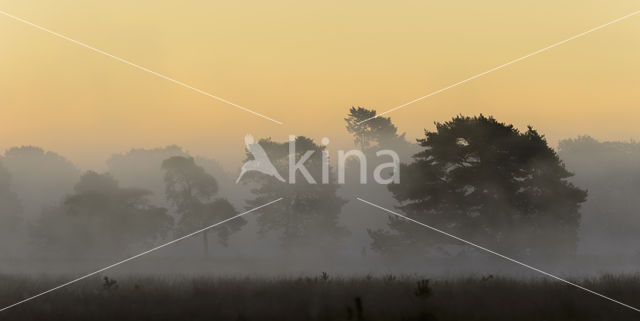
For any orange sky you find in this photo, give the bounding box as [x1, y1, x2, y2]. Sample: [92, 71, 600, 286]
[1, 0, 639, 170]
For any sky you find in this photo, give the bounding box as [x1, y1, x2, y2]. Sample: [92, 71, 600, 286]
[1, 0, 639, 171]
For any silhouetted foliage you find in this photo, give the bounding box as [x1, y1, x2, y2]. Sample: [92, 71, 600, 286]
[32, 171, 173, 257]
[414, 279, 432, 299]
[108, 145, 246, 209]
[371, 115, 587, 258]
[243, 137, 348, 252]
[1, 146, 79, 217]
[342, 107, 416, 186]
[2, 274, 639, 321]
[0, 160, 23, 252]
[345, 107, 379, 150]
[344, 106, 415, 155]
[102, 276, 119, 292]
[161, 156, 245, 252]
[108, 145, 188, 207]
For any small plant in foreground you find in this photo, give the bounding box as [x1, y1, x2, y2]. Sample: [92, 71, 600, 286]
[383, 274, 397, 283]
[347, 296, 365, 320]
[414, 279, 432, 299]
[481, 274, 494, 281]
[102, 276, 119, 291]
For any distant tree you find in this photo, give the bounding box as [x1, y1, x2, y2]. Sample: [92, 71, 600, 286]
[162, 156, 219, 211]
[0, 161, 23, 245]
[241, 137, 348, 252]
[343, 107, 417, 185]
[345, 107, 378, 150]
[2, 146, 80, 217]
[33, 171, 173, 257]
[194, 156, 250, 208]
[161, 156, 244, 255]
[107, 145, 188, 207]
[108, 145, 245, 209]
[370, 115, 587, 258]
[345, 107, 417, 160]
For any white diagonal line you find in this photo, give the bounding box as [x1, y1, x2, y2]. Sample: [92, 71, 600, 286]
[358, 9, 640, 124]
[0, 10, 283, 125]
[356, 197, 640, 313]
[0, 197, 283, 313]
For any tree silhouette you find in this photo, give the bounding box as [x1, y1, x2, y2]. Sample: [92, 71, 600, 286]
[0, 161, 23, 252]
[345, 107, 417, 158]
[107, 145, 188, 207]
[345, 107, 378, 150]
[343, 107, 417, 185]
[108, 146, 245, 210]
[370, 115, 587, 258]
[242, 136, 348, 252]
[33, 171, 173, 257]
[2, 146, 79, 218]
[161, 156, 245, 255]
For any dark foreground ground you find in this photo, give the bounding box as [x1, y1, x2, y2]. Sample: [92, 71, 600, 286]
[1, 274, 639, 321]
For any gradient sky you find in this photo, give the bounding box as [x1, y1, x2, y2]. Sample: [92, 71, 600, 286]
[1, 0, 639, 170]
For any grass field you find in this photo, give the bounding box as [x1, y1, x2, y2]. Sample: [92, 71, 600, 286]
[1, 273, 639, 320]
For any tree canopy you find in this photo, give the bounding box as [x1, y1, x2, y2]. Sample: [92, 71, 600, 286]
[242, 136, 348, 252]
[162, 156, 244, 250]
[345, 107, 410, 151]
[0, 161, 23, 246]
[33, 171, 173, 257]
[370, 115, 587, 258]
[344, 107, 418, 166]
[1, 146, 80, 218]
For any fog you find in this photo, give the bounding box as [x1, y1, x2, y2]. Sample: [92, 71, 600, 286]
[558, 136, 640, 258]
[1, 113, 639, 280]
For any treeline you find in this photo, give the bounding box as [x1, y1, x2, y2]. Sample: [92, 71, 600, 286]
[1, 108, 639, 261]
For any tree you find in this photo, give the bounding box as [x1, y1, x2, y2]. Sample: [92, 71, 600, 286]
[108, 145, 246, 209]
[161, 156, 244, 255]
[345, 107, 378, 150]
[241, 136, 348, 252]
[162, 156, 218, 211]
[342, 107, 417, 186]
[107, 145, 188, 207]
[0, 161, 23, 253]
[370, 115, 587, 258]
[345, 107, 417, 158]
[2, 146, 80, 218]
[32, 171, 173, 257]
[344, 107, 407, 148]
